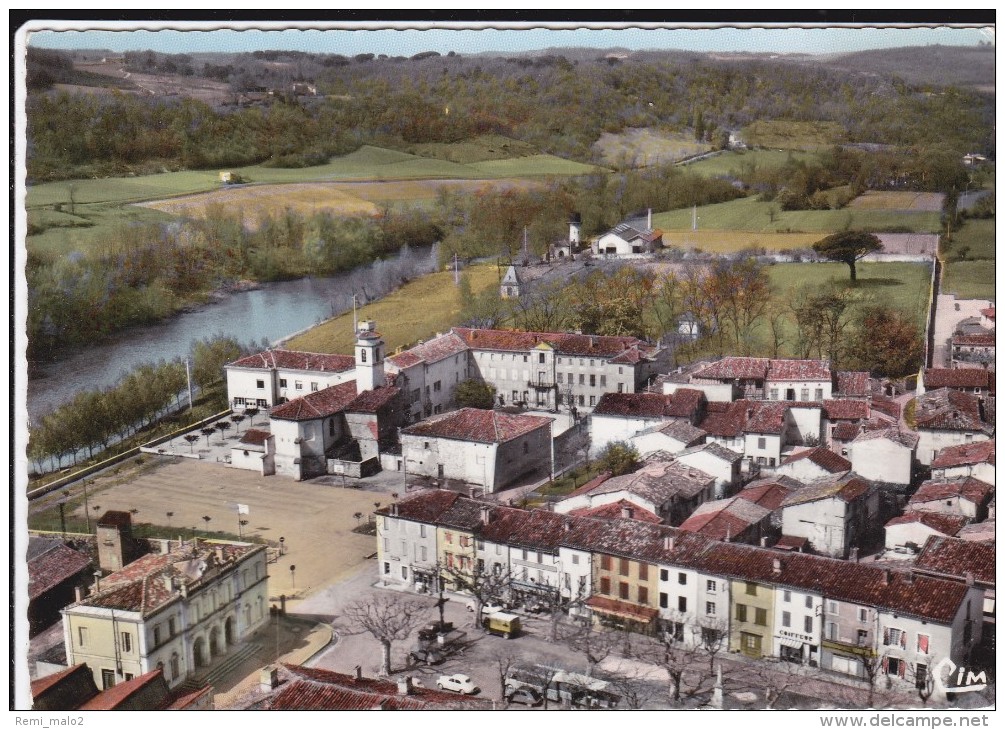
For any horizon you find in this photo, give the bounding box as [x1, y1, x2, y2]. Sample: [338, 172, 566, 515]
[25, 24, 993, 58]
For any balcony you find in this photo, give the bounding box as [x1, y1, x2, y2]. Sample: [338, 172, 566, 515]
[528, 379, 556, 389]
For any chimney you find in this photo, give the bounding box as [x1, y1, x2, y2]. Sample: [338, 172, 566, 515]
[849, 547, 859, 563]
[74, 586, 85, 603]
[883, 569, 891, 585]
[663, 535, 674, 551]
[621, 504, 634, 520]
[965, 571, 975, 586]
[589, 336, 595, 349]
[647, 208, 652, 230]
[354, 665, 363, 680]
[390, 503, 399, 517]
[760, 536, 768, 547]
[216, 546, 225, 564]
[563, 519, 572, 533]
[772, 558, 782, 575]
[164, 575, 174, 593]
[397, 676, 413, 696]
[92, 571, 101, 594]
[480, 505, 491, 525]
[905, 570, 914, 585]
[260, 666, 279, 692]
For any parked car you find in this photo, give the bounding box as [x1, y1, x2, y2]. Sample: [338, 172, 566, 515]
[505, 686, 543, 706]
[409, 646, 445, 665]
[466, 600, 504, 615]
[437, 674, 479, 694]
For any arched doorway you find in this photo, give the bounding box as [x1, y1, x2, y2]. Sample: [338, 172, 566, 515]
[224, 616, 235, 647]
[193, 636, 207, 667]
[209, 626, 221, 659]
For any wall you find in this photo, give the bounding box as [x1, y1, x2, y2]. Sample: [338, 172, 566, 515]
[933, 462, 994, 484]
[729, 579, 774, 658]
[593, 553, 659, 623]
[786, 407, 823, 445]
[773, 587, 822, 664]
[850, 439, 913, 485]
[558, 546, 592, 602]
[401, 435, 497, 489]
[775, 458, 830, 483]
[377, 513, 439, 590]
[226, 367, 276, 409]
[819, 601, 877, 679]
[631, 430, 694, 458]
[591, 413, 663, 453]
[675, 450, 739, 496]
[917, 430, 990, 466]
[494, 423, 553, 491]
[744, 432, 783, 467]
[781, 499, 848, 558]
[766, 380, 831, 402]
[666, 381, 735, 403]
[884, 522, 944, 553]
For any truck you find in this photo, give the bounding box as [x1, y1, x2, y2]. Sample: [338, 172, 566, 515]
[482, 611, 521, 639]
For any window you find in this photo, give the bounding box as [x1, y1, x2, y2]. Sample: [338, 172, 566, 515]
[736, 604, 747, 622]
[706, 602, 716, 616]
[382, 538, 389, 552]
[434, 381, 442, 392]
[619, 582, 630, 600]
[495, 544, 502, 555]
[383, 562, 390, 575]
[915, 663, 928, 690]
[678, 596, 687, 613]
[512, 390, 519, 402]
[746, 582, 757, 596]
[600, 375, 606, 386]
[401, 566, 409, 580]
[420, 546, 427, 561]
[638, 586, 649, 604]
[570, 553, 580, 565]
[815, 388, 824, 400]
[521, 548, 529, 561]
[757, 437, 766, 450]
[917, 634, 930, 654]
[828, 600, 839, 614]
[445, 531, 453, 545]
[678, 572, 687, 585]
[805, 595, 813, 609]
[601, 555, 612, 570]
[539, 353, 545, 364]
[638, 563, 648, 580]
[801, 388, 809, 401]
[769, 388, 779, 400]
[170, 654, 180, 681]
[590, 375, 596, 387]
[311, 381, 319, 392]
[618, 383, 624, 393]
[279, 378, 287, 388]
[557, 373, 563, 384]
[295, 381, 303, 390]
[886, 657, 902, 677]
[783, 590, 792, 603]
[660, 592, 668, 608]
[885, 628, 903, 647]
[857, 629, 868, 646]
[590, 396, 596, 406]
[256, 379, 265, 389]
[804, 616, 813, 634]
[234, 397, 246, 407]
[121, 632, 132, 653]
[619, 558, 630, 576]
[153, 626, 161, 646]
[754, 608, 767, 626]
[660, 569, 669, 581]
[782, 611, 791, 628]
[707, 580, 716, 592]
[256, 399, 268, 407]
[419, 524, 426, 538]
[536, 551, 543, 564]
[78, 626, 88, 646]
[579, 374, 585, 385]
[169, 618, 176, 636]
[101, 669, 116, 690]
[578, 395, 585, 406]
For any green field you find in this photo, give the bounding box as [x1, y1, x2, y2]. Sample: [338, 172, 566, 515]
[741, 120, 846, 150]
[941, 261, 996, 301]
[27, 203, 179, 258]
[653, 196, 941, 241]
[399, 134, 540, 164]
[679, 149, 819, 178]
[468, 155, 601, 177]
[945, 218, 995, 261]
[283, 264, 500, 355]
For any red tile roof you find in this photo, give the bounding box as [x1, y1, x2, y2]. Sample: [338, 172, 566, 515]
[28, 543, 91, 601]
[679, 497, 771, 540]
[642, 420, 706, 446]
[387, 332, 469, 369]
[781, 446, 852, 474]
[851, 427, 920, 449]
[831, 422, 861, 442]
[952, 333, 995, 347]
[70, 543, 264, 617]
[739, 479, 800, 511]
[781, 473, 869, 507]
[822, 399, 870, 421]
[31, 664, 94, 700]
[228, 349, 355, 372]
[379, 489, 459, 523]
[693, 356, 770, 381]
[268, 380, 359, 421]
[914, 388, 987, 432]
[931, 440, 996, 469]
[239, 428, 271, 446]
[401, 407, 551, 444]
[744, 401, 790, 435]
[77, 669, 166, 710]
[914, 536, 995, 586]
[593, 389, 703, 419]
[676, 441, 744, 464]
[346, 385, 400, 413]
[261, 664, 489, 710]
[885, 511, 970, 536]
[583, 456, 715, 504]
[908, 477, 995, 507]
[451, 326, 656, 360]
[980, 307, 995, 320]
[834, 371, 871, 397]
[569, 499, 663, 524]
[768, 359, 832, 382]
[698, 400, 749, 437]
[924, 368, 991, 389]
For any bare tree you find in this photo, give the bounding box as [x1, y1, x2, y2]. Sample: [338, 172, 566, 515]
[632, 614, 713, 706]
[568, 623, 622, 677]
[491, 646, 521, 706]
[860, 650, 887, 708]
[906, 658, 937, 706]
[341, 595, 430, 676]
[603, 664, 663, 709]
[747, 658, 806, 709]
[695, 616, 729, 675]
[441, 560, 514, 631]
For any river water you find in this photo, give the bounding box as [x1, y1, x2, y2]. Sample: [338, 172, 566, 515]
[25, 246, 439, 422]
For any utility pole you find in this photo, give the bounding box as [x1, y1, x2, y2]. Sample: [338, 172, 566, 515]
[352, 294, 358, 334]
[185, 358, 193, 412]
[454, 253, 459, 285]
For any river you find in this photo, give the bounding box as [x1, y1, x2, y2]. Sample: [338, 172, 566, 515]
[25, 246, 439, 422]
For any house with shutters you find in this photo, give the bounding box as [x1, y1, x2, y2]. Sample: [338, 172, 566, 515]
[847, 427, 919, 486]
[590, 389, 705, 452]
[930, 440, 995, 483]
[400, 408, 552, 492]
[906, 476, 995, 521]
[376, 489, 460, 593]
[225, 349, 356, 411]
[913, 388, 992, 466]
[688, 357, 834, 403]
[779, 472, 878, 558]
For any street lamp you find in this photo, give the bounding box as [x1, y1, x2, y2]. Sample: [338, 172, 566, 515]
[289, 564, 296, 590]
[279, 536, 285, 556]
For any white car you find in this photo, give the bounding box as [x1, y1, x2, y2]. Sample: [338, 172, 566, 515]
[437, 673, 479, 695]
[466, 600, 504, 615]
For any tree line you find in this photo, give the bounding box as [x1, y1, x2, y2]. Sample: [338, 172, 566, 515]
[27, 335, 245, 474]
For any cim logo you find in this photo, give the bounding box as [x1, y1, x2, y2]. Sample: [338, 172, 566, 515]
[933, 657, 989, 694]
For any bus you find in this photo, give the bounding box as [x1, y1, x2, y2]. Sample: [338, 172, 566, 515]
[505, 663, 620, 708]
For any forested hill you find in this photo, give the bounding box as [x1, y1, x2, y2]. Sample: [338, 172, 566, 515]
[26, 44, 995, 182]
[815, 44, 995, 91]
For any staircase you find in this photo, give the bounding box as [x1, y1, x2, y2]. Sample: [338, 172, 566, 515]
[181, 642, 264, 690]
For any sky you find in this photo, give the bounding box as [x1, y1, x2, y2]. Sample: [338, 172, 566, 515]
[24, 22, 994, 58]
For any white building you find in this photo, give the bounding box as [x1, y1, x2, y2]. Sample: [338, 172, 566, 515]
[673, 442, 743, 498]
[590, 389, 705, 453]
[913, 388, 992, 466]
[631, 420, 706, 458]
[593, 212, 663, 256]
[847, 427, 919, 486]
[376, 491, 459, 592]
[400, 408, 552, 492]
[779, 473, 878, 558]
[225, 350, 356, 411]
[930, 440, 995, 483]
[776, 446, 852, 483]
[883, 512, 969, 556]
[774, 585, 823, 665]
[906, 477, 995, 521]
[229, 428, 276, 476]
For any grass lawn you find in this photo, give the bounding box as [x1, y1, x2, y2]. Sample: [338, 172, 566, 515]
[678, 149, 819, 178]
[26, 203, 179, 258]
[661, 230, 822, 253]
[941, 260, 996, 301]
[653, 196, 941, 241]
[847, 191, 944, 212]
[399, 134, 539, 164]
[468, 154, 601, 177]
[945, 218, 995, 261]
[592, 127, 710, 168]
[283, 264, 500, 355]
[741, 120, 846, 150]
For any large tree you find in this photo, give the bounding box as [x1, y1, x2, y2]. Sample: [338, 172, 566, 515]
[341, 595, 429, 676]
[453, 379, 496, 410]
[812, 230, 883, 282]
